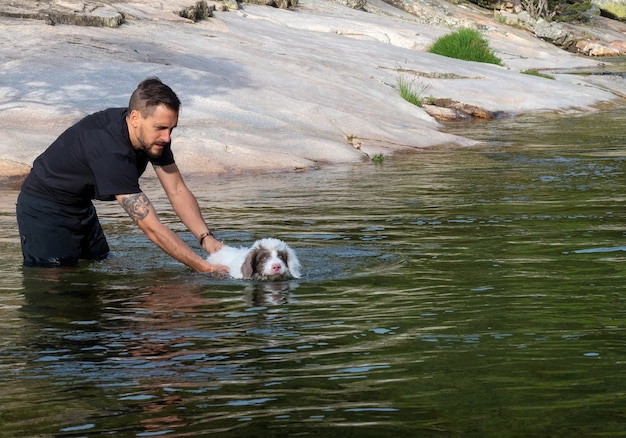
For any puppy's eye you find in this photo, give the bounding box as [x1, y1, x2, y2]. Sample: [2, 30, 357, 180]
[257, 251, 271, 263]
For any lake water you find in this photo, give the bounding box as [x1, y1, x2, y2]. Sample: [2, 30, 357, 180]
[0, 107, 625, 436]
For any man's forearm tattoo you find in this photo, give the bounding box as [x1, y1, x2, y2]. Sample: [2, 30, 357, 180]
[121, 193, 151, 222]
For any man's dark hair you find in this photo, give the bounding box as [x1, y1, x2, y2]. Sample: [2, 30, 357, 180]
[129, 77, 181, 117]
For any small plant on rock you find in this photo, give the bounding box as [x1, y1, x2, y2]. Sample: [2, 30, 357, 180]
[429, 28, 503, 66]
[522, 0, 555, 20]
[397, 75, 432, 107]
[521, 69, 555, 79]
[522, 0, 594, 22]
[553, 0, 594, 22]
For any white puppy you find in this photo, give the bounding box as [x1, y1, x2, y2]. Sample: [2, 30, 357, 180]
[207, 238, 301, 280]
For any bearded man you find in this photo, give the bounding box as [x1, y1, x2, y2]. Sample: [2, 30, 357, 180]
[16, 77, 226, 273]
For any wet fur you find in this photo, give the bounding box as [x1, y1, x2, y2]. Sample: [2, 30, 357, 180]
[207, 238, 301, 280]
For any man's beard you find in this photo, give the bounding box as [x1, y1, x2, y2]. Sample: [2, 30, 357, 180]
[142, 142, 169, 158]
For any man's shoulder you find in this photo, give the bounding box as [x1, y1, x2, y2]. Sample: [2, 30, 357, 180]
[81, 107, 127, 126]
[76, 107, 129, 149]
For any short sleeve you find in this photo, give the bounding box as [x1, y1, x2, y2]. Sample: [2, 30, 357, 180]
[152, 144, 175, 167]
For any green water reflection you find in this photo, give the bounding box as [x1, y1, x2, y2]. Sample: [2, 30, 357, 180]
[0, 108, 625, 436]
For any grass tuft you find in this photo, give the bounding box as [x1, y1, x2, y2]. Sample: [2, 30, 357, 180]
[397, 75, 432, 107]
[428, 28, 503, 66]
[521, 69, 555, 80]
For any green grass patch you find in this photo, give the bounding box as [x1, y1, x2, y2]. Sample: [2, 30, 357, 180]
[521, 69, 555, 80]
[429, 28, 503, 66]
[397, 75, 432, 107]
[372, 153, 385, 163]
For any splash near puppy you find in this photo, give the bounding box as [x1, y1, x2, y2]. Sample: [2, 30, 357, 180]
[207, 238, 301, 280]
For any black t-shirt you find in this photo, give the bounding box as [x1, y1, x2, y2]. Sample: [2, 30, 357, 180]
[21, 108, 175, 205]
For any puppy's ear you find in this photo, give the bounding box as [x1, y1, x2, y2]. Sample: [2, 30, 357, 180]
[241, 249, 258, 279]
[286, 247, 302, 278]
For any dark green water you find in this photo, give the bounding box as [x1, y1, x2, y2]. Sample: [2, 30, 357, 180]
[0, 108, 625, 437]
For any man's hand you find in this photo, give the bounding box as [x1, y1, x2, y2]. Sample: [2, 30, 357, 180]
[201, 234, 224, 255]
[201, 263, 230, 278]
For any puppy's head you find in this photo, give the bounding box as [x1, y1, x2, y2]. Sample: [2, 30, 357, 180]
[241, 238, 301, 280]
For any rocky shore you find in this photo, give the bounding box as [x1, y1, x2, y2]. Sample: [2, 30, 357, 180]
[0, 0, 624, 180]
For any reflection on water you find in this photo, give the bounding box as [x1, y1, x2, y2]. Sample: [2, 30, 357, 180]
[0, 108, 625, 436]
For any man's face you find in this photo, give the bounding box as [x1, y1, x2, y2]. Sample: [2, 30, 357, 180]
[129, 104, 178, 158]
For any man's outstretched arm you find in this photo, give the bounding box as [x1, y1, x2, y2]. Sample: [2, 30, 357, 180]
[153, 163, 224, 255]
[116, 192, 226, 273]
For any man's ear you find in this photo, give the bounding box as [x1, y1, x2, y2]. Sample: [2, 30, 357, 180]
[128, 109, 142, 128]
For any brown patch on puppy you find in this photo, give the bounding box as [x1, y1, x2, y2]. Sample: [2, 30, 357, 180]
[241, 247, 271, 279]
[277, 250, 289, 265]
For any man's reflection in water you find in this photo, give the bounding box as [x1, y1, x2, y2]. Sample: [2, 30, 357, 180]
[20, 267, 104, 328]
[19, 267, 298, 436]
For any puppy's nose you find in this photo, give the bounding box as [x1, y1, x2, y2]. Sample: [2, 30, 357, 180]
[271, 263, 283, 273]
